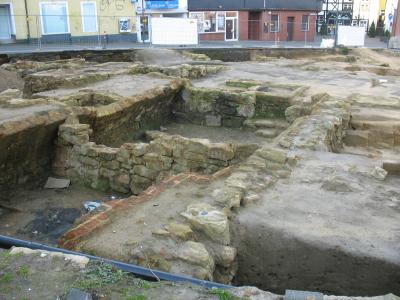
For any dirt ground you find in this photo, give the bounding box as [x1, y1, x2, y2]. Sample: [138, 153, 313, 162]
[0, 183, 123, 245]
[233, 150, 400, 296]
[0, 68, 24, 92]
[165, 122, 265, 144]
[34, 74, 172, 99]
[80, 178, 225, 261]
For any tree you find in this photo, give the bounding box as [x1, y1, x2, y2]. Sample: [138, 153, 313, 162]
[320, 22, 328, 35]
[368, 21, 376, 37]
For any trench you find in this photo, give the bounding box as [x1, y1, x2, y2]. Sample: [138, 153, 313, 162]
[231, 217, 400, 296]
[1, 48, 400, 298]
[227, 107, 400, 296]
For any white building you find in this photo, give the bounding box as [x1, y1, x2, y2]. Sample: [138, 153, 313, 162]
[135, 0, 188, 42]
[383, 0, 398, 32]
[352, 0, 380, 29]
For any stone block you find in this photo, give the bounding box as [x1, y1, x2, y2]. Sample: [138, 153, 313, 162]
[132, 143, 149, 157]
[181, 203, 230, 244]
[255, 129, 278, 138]
[208, 144, 235, 161]
[166, 223, 194, 240]
[343, 130, 369, 147]
[183, 151, 207, 162]
[79, 142, 96, 156]
[130, 175, 152, 194]
[98, 148, 119, 161]
[79, 156, 100, 168]
[133, 165, 159, 180]
[101, 160, 120, 170]
[255, 147, 287, 164]
[177, 241, 214, 270]
[187, 139, 210, 155]
[148, 141, 173, 157]
[205, 114, 222, 127]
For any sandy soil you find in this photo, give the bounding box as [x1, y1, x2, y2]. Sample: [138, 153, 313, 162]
[165, 122, 266, 144]
[0, 68, 24, 93]
[34, 74, 172, 98]
[80, 179, 224, 261]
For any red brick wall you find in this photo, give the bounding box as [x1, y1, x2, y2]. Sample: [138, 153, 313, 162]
[199, 32, 225, 41]
[239, 11, 249, 40]
[239, 10, 317, 42]
[394, 7, 400, 37]
[195, 10, 318, 42]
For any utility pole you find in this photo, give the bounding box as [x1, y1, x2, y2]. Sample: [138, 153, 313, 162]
[23, 0, 31, 42]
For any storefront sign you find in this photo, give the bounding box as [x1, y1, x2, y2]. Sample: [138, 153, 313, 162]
[145, 0, 179, 9]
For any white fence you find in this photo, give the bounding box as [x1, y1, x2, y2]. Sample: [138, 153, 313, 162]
[337, 25, 365, 47]
[151, 18, 198, 45]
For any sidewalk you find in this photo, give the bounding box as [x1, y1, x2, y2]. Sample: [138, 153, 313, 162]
[0, 37, 389, 55]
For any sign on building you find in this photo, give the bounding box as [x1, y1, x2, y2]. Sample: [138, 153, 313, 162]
[145, 1, 179, 9]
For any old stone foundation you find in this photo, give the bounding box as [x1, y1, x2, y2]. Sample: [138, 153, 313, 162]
[1, 48, 400, 298]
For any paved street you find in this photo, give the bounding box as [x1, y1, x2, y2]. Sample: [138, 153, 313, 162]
[0, 36, 390, 54]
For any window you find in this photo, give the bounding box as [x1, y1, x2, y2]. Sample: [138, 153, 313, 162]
[189, 11, 230, 33]
[270, 14, 279, 32]
[203, 11, 216, 32]
[81, 1, 97, 33]
[217, 12, 225, 31]
[301, 15, 309, 31]
[343, 4, 352, 11]
[40, 2, 69, 34]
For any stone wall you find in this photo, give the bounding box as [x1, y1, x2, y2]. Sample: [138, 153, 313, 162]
[54, 119, 258, 195]
[89, 81, 183, 146]
[0, 109, 70, 198]
[175, 85, 293, 128]
[278, 95, 352, 152]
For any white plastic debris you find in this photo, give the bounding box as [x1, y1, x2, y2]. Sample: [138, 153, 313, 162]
[84, 201, 102, 212]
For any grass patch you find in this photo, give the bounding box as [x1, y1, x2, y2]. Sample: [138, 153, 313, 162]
[72, 261, 129, 290]
[210, 288, 238, 300]
[17, 266, 29, 278]
[0, 272, 14, 284]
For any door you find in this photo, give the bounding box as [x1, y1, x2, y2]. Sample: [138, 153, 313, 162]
[287, 17, 295, 41]
[225, 18, 238, 41]
[248, 12, 261, 40]
[139, 16, 150, 42]
[0, 5, 12, 40]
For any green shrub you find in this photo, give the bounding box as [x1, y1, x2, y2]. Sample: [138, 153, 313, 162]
[368, 21, 376, 37]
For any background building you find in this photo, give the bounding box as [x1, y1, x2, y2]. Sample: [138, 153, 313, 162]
[318, 0, 354, 35]
[394, 0, 400, 36]
[188, 0, 322, 42]
[0, 0, 137, 44]
[135, 0, 188, 43]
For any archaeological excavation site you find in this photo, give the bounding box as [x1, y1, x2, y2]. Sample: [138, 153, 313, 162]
[0, 47, 399, 300]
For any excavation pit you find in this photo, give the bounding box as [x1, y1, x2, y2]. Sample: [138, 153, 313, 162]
[0, 48, 400, 298]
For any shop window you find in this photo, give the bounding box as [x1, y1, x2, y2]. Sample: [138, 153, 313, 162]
[190, 11, 230, 33]
[40, 2, 69, 34]
[204, 11, 216, 32]
[301, 15, 309, 31]
[217, 12, 225, 31]
[81, 1, 97, 33]
[270, 14, 279, 32]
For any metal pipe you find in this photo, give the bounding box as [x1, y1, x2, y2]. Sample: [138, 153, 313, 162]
[23, 0, 31, 41]
[0, 235, 232, 290]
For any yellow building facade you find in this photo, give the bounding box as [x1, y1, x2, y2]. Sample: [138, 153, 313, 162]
[0, 0, 136, 42]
